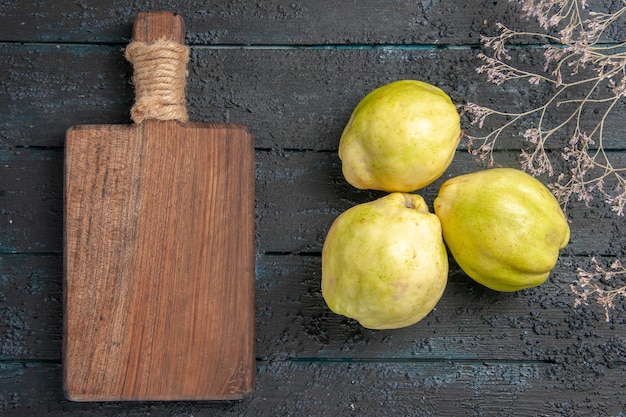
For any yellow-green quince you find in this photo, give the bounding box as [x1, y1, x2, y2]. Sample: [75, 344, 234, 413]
[433, 168, 570, 292]
[339, 80, 461, 192]
[322, 193, 448, 329]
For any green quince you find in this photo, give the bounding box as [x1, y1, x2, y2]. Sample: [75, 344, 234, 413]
[322, 193, 448, 329]
[339, 80, 461, 192]
[433, 168, 570, 292]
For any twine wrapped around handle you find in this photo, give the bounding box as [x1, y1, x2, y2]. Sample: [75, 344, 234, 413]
[125, 38, 190, 124]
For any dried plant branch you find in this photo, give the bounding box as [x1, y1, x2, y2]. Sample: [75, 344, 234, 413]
[467, 0, 626, 215]
[572, 257, 626, 321]
[466, 0, 626, 320]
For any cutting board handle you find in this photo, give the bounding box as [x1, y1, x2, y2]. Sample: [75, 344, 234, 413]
[132, 11, 185, 44]
[125, 11, 189, 123]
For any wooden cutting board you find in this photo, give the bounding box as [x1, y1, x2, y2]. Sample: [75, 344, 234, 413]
[63, 12, 255, 401]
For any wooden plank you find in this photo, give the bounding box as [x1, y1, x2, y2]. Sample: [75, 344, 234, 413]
[256, 255, 626, 362]
[255, 150, 626, 255]
[0, 44, 132, 148]
[0, 149, 63, 254]
[1, 360, 624, 416]
[3, 254, 624, 366]
[3, 44, 625, 150]
[2, 148, 624, 256]
[0, 255, 62, 360]
[0, 1, 624, 45]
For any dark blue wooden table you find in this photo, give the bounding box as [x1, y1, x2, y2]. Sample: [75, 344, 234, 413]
[1, 1, 625, 415]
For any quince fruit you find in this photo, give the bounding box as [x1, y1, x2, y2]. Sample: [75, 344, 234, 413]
[321, 193, 448, 329]
[339, 80, 461, 192]
[433, 168, 570, 292]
